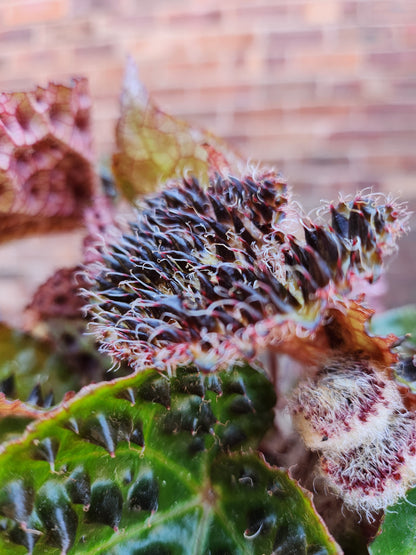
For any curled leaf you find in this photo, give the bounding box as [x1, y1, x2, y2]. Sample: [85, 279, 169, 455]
[112, 57, 243, 202]
[84, 174, 406, 373]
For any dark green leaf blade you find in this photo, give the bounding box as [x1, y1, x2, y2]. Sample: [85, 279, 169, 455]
[371, 305, 416, 348]
[369, 487, 416, 555]
[369, 305, 416, 554]
[0, 365, 339, 554]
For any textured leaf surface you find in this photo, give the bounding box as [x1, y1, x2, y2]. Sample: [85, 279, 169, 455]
[24, 267, 86, 325]
[86, 174, 404, 373]
[0, 324, 80, 405]
[0, 78, 96, 242]
[0, 322, 110, 436]
[0, 365, 339, 554]
[112, 58, 243, 202]
[371, 304, 416, 397]
[369, 487, 416, 555]
[369, 305, 416, 554]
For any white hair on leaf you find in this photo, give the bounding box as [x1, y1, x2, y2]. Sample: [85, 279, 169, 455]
[290, 357, 416, 515]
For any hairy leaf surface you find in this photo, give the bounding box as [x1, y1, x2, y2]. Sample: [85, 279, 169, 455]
[0, 322, 110, 444]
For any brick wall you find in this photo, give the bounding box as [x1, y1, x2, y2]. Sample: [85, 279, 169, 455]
[0, 0, 415, 320]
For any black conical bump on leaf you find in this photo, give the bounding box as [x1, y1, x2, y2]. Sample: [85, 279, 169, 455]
[87, 481, 123, 529]
[205, 374, 222, 395]
[116, 386, 136, 404]
[8, 522, 40, 553]
[220, 424, 247, 449]
[115, 414, 137, 443]
[163, 396, 216, 434]
[228, 395, 254, 415]
[238, 467, 259, 489]
[246, 506, 277, 538]
[128, 469, 159, 512]
[132, 544, 173, 555]
[43, 390, 55, 409]
[273, 522, 308, 555]
[188, 435, 206, 454]
[0, 366, 339, 553]
[130, 422, 145, 447]
[0, 479, 34, 523]
[32, 437, 59, 469]
[137, 374, 171, 408]
[0, 374, 14, 397]
[65, 467, 91, 506]
[65, 417, 79, 434]
[36, 482, 78, 553]
[79, 413, 118, 455]
[223, 377, 246, 396]
[27, 383, 43, 406]
[172, 369, 205, 398]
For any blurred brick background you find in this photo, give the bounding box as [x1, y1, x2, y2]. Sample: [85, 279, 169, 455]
[0, 0, 415, 323]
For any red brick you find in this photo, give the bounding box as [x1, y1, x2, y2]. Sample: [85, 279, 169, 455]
[260, 81, 318, 105]
[364, 103, 416, 117]
[232, 108, 283, 135]
[14, 49, 60, 77]
[229, 3, 303, 26]
[367, 154, 416, 172]
[331, 80, 363, 99]
[166, 10, 222, 27]
[291, 51, 363, 74]
[304, 1, 341, 25]
[301, 155, 350, 167]
[88, 66, 124, 97]
[71, 0, 117, 15]
[329, 129, 416, 142]
[399, 25, 416, 48]
[358, 26, 394, 48]
[43, 20, 95, 44]
[357, 1, 416, 25]
[267, 30, 323, 52]
[265, 55, 286, 70]
[0, 28, 33, 43]
[4, 0, 69, 26]
[286, 105, 351, 117]
[74, 44, 115, 60]
[342, 1, 360, 21]
[394, 78, 416, 98]
[232, 5, 291, 18]
[367, 50, 416, 69]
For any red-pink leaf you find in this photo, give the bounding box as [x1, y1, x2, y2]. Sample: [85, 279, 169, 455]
[0, 78, 96, 242]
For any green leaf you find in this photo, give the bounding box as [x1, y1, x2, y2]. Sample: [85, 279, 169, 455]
[0, 322, 112, 444]
[0, 365, 339, 554]
[0, 323, 81, 405]
[371, 305, 416, 347]
[368, 305, 416, 553]
[371, 305, 416, 392]
[369, 487, 416, 555]
[112, 58, 243, 202]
